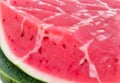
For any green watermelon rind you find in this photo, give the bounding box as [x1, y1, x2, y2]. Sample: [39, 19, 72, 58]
[0, 21, 73, 83]
[0, 71, 16, 83]
[0, 2, 75, 83]
[0, 49, 46, 83]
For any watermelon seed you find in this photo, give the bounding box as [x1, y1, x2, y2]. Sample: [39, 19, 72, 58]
[44, 30, 49, 34]
[74, 45, 77, 48]
[8, 35, 11, 39]
[53, 42, 57, 45]
[39, 60, 43, 63]
[80, 59, 87, 66]
[29, 35, 34, 40]
[11, 39, 14, 42]
[67, 62, 76, 72]
[13, 1, 17, 4]
[22, 47, 26, 50]
[38, 47, 42, 54]
[15, 16, 18, 20]
[118, 45, 120, 48]
[62, 44, 66, 49]
[8, 36, 14, 42]
[45, 60, 48, 63]
[20, 31, 25, 37]
[28, 26, 31, 29]
[26, 1, 29, 4]
[13, 48, 16, 51]
[113, 58, 118, 63]
[43, 36, 49, 41]
[3, 18, 6, 22]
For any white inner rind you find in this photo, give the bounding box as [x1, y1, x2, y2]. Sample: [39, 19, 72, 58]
[0, 1, 76, 82]
[0, 17, 77, 83]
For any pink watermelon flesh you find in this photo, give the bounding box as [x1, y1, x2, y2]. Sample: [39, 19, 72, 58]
[1, 0, 120, 83]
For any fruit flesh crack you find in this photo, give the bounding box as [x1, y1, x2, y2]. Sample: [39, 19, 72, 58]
[1, 0, 120, 83]
[79, 40, 102, 83]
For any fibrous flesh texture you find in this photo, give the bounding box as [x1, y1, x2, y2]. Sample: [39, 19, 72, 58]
[0, 0, 120, 83]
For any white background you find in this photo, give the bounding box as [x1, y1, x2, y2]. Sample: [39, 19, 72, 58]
[0, 80, 2, 83]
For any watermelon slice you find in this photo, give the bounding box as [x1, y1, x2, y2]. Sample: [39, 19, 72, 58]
[0, 49, 44, 83]
[0, 0, 120, 83]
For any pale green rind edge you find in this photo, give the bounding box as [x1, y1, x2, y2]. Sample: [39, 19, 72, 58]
[0, 71, 17, 83]
[0, 2, 75, 83]
[0, 49, 46, 83]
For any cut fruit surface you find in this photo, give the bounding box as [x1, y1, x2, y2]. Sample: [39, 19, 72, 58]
[0, 49, 44, 83]
[0, 0, 120, 83]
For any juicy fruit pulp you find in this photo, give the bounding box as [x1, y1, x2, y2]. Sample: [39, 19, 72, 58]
[0, 0, 120, 83]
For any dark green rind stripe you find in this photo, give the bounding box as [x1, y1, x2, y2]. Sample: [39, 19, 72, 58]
[0, 49, 46, 83]
[0, 72, 16, 83]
